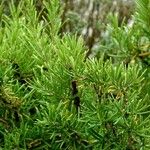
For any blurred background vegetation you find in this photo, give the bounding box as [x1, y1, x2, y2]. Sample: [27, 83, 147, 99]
[1, 0, 135, 56]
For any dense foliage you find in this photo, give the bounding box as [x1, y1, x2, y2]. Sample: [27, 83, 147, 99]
[0, 0, 150, 149]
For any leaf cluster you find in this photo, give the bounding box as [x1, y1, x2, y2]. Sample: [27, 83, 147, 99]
[0, 0, 150, 149]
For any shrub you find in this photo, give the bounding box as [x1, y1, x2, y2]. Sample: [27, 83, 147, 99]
[0, 0, 150, 149]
